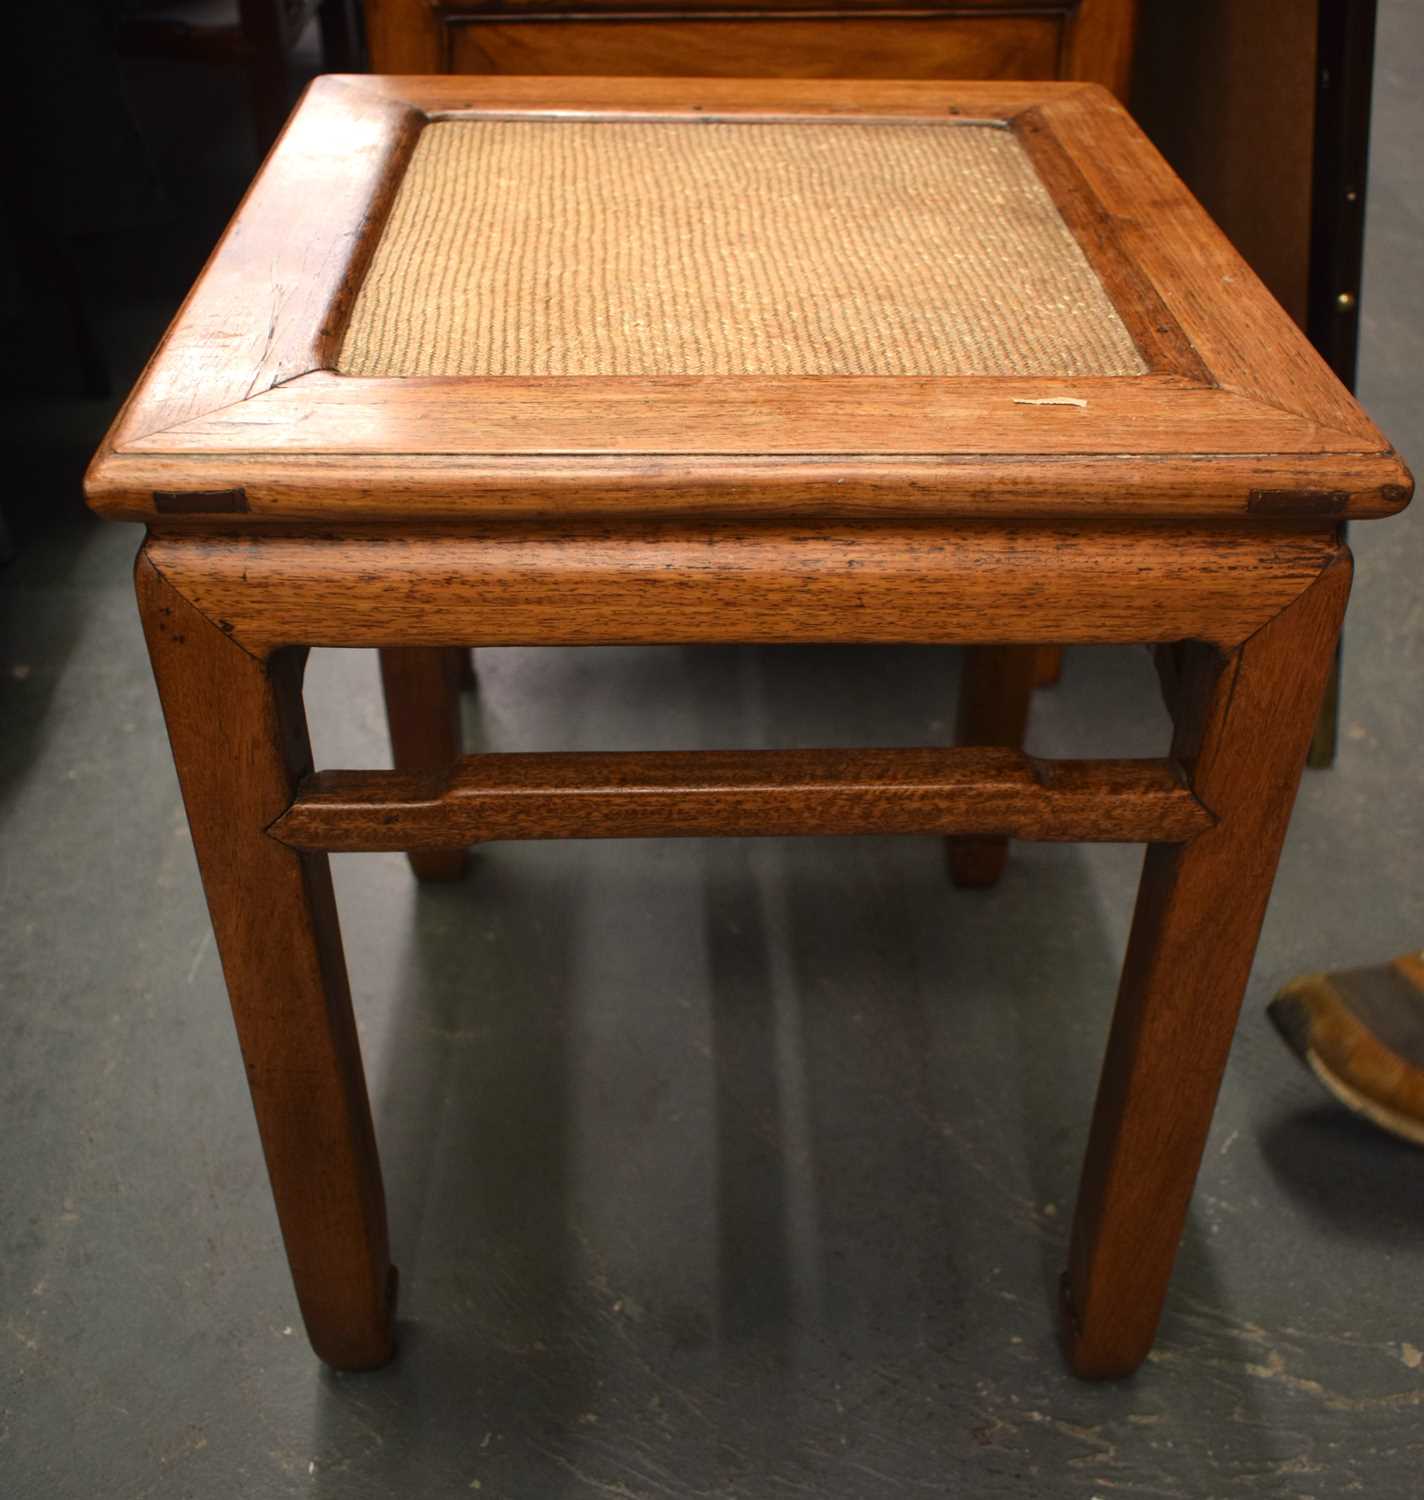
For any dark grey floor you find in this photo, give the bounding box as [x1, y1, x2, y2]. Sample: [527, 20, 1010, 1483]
[4, 9, 1423, 1498]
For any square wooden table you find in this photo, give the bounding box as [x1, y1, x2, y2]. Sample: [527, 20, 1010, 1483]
[86, 75, 1411, 1379]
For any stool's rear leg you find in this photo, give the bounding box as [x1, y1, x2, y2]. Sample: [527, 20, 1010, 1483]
[1034, 645, 1065, 688]
[138, 549, 396, 1370]
[948, 645, 1039, 887]
[1065, 554, 1352, 1378]
[378, 646, 469, 882]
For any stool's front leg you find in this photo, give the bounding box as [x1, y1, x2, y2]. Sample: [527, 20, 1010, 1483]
[1064, 553, 1353, 1379]
[137, 548, 396, 1370]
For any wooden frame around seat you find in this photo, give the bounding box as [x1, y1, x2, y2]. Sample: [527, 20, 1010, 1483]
[87, 75, 1411, 1381]
[89, 76, 1406, 524]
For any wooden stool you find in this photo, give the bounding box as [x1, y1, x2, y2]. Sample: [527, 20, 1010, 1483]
[85, 75, 1411, 1379]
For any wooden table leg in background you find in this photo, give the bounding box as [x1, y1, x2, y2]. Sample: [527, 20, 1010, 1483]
[1064, 553, 1352, 1378]
[137, 548, 396, 1370]
[378, 646, 470, 882]
[948, 644, 1040, 889]
[1033, 644, 1065, 688]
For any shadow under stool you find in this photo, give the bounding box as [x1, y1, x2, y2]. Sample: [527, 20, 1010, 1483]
[85, 74, 1412, 1379]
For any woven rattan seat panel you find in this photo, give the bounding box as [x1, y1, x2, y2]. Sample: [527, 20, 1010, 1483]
[338, 119, 1147, 379]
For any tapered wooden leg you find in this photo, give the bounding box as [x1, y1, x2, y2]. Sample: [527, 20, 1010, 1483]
[378, 647, 469, 882]
[138, 548, 395, 1370]
[948, 645, 1039, 888]
[1064, 554, 1352, 1379]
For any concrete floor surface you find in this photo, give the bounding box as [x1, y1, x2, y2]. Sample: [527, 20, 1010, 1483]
[3, 6, 1422, 1496]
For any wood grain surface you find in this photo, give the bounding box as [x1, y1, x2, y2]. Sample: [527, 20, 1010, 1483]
[84, 76, 1413, 529]
[140, 521, 1344, 655]
[949, 644, 1040, 888]
[368, 0, 1136, 94]
[1041, 84, 1368, 438]
[1064, 551, 1354, 1377]
[268, 747, 1213, 848]
[1062, 0, 1138, 98]
[107, 78, 421, 446]
[446, 15, 1061, 82]
[135, 552, 396, 1370]
[377, 646, 469, 881]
